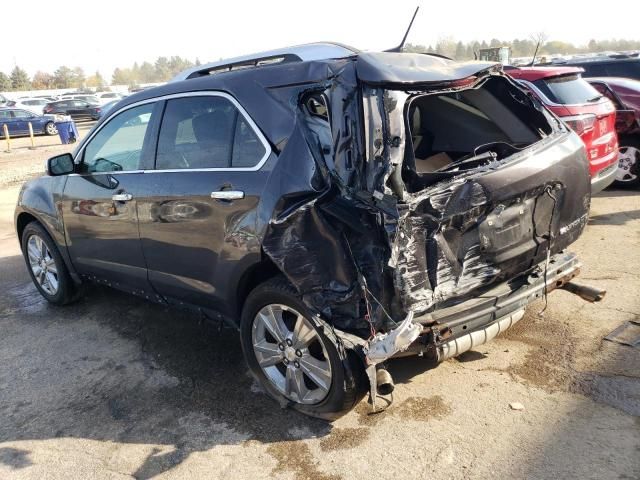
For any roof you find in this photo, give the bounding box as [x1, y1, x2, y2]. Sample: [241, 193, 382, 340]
[506, 66, 584, 82]
[171, 42, 358, 81]
[356, 52, 499, 85]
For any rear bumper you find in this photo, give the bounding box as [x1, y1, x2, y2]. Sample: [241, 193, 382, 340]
[591, 157, 618, 194]
[394, 251, 581, 359]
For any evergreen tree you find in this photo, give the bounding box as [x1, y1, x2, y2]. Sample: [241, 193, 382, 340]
[10, 66, 30, 91]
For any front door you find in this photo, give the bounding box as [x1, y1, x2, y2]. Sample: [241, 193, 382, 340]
[62, 102, 159, 293]
[11, 109, 36, 135]
[136, 93, 272, 312]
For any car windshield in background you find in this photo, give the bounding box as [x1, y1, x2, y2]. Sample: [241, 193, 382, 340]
[534, 74, 602, 104]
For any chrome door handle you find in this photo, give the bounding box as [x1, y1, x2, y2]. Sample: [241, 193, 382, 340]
[112, 193, 133, 202]
[211, 191, 244, 200]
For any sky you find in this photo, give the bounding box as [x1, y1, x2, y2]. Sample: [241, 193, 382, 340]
[3, 0, 639, 77]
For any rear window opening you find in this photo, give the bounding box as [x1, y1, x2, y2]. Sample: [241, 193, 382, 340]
[533, 74, 602, 105]
[403, 76, 552, 192]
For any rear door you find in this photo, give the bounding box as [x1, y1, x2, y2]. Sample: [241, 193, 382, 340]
[136, 93, 272, 313]
[61, 101, 161, 293]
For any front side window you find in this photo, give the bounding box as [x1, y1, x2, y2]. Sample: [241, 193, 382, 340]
[12, 110, 33, 118]
[156, 95, 266, 170]
[82, 103, 154, 173]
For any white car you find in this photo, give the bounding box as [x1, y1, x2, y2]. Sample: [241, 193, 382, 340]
[94, 92, 124, 105]
[9, 98, 49, 114]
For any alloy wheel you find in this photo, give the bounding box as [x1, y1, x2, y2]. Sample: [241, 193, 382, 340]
[251, 304, 332, 405]
[616, 146, 639, 183]
[46, 123, 58, 135]
[26, 234, 59, 295]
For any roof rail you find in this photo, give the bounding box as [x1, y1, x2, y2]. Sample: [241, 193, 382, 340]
[171, 42, 359, 82]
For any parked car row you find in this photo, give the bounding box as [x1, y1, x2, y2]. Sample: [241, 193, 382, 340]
[505, 62, 640, 189]
[0, 92, 128, 115]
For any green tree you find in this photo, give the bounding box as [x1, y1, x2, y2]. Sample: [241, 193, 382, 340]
[10, 66, 30, 91]
[139, 62, 156, 83]
[112, 68, 132, 85]
[455, 41, 466, 60]
[0, 72, 12, 91]
[154, 57, 171, 81]
[53, 66, 74, 88]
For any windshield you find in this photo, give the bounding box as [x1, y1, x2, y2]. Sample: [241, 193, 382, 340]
[534, 74, 601, 105]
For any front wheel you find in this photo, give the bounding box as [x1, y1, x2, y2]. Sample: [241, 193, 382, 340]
[240, 276, 364, 420]
[45, 121, 57, 136]
[613, 136, 640, 188]
[21, 222, 81, 305]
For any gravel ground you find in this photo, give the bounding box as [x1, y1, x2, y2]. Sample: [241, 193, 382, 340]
[0, 122, 95, 187]
[0, 147, 638, 479]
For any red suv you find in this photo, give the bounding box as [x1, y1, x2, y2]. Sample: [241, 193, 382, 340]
[507, 66, 618, 193]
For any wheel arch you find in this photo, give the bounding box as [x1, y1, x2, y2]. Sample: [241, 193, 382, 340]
[235, 254, 282, 316]
[15, 209, 81, 285]
[16, 211, 40, 244]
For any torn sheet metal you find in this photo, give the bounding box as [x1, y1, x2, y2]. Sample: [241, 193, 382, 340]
[258, 62, 590, 339]
[364, 311, 421, 364]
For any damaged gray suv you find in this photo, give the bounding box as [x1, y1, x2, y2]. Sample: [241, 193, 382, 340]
[15, 43, 604, 419]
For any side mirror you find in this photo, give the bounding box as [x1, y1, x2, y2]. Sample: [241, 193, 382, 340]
[47, 153, 75, 176]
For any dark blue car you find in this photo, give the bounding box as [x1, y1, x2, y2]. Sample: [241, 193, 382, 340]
[0, 108, 58, 137]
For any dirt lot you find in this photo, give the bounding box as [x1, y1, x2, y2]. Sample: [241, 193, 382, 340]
[0, 143, 638, 479]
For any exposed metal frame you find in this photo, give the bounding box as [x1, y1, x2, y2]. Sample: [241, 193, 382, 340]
[70, 91, 272, 175]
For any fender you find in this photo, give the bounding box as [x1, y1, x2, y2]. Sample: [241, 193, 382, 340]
[15, 175, 81, 284]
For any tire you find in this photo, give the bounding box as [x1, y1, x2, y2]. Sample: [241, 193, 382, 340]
[45, 121, 57, 136]
[240, 276, 365, 420]
[21, 221, 81, 305]
[613, 136, 640, 188]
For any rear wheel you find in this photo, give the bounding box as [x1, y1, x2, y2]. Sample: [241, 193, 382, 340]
[613, 136, 640, 188]
[21, 222, 81, 305]
[240, 276, 364, 420]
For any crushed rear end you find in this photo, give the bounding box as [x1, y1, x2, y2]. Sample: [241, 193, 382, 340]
[259, 52, 601, 404]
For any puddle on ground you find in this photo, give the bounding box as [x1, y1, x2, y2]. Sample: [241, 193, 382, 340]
[2, 283, 48, 315]
[355, 395, 452, 426]
[393, 396, 452, 422]
[267, 441, 341, 480]
[319, 427, 369, 451]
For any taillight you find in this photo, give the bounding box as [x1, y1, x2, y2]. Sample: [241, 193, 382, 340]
[561, 114, 596, 136]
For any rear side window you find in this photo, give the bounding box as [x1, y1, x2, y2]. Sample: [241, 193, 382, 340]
[155, 95, 266, 170]
[534, 75, 601, 104]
